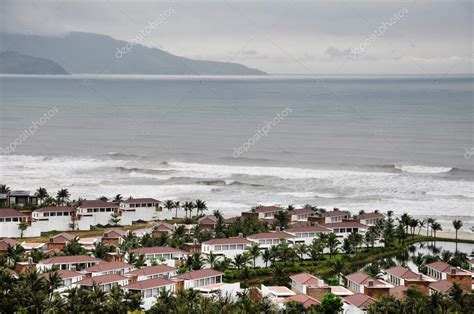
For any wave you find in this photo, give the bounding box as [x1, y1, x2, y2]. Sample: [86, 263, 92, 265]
[196, 179, 264, 188]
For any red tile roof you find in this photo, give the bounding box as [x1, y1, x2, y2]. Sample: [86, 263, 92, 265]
[284, 294, 320, 308]
[289, 272, 322, 286]
[84, 261, 133, 273]
[247, 231, 294, 240]
[39, 255, 104, 265]
[202, 237, 253, 245]
[122, 198, 159, 204]
[50, 233, 75, 243]
[429, 280, 453, 293]
[254, 206, 284, 213]
[321, 210, 348, 217]
[354, 212, 384, 220]
[345, 272, 388, 287]
[290, 208, 317, 215]
[77, 273, 127, 286]
[123, 278, 175, 290]
[79, 200, 118, 208]
[344, 293, 376, 309]
[173, 269, 223, 280]
[103, 228, 127, 238]
[385, 266, 419, 279]
[35, 206, 75, 213]
[198, 215, 217, 224]
[153, 222, 174, 231]
[0, 208, 28, 218]
[0, 238, 20, 251]
[321, 222, 368, 229]
[131, 246, 186, 255]
[426, 262, 471, 275]
[390, 285, 408, 300]
[126, 265, 176, 277]
[285, 225, 331, 233]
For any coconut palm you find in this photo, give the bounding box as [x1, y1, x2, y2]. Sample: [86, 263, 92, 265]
[0, 184, 10, 194]
[45, 271, 62, 300]
[184, 201, 195, 219]
[35, 187, 49, 203]
[431, 222, 442, 239]
[56, 189, 70, 205]
[294, 243, 308, 261]
[327, 233, 340, 259]
[163, 199, 175, 214]
[262, 249, 271, 267]
[427, 218, 435, 236]
[332, 260, 345, 283]
[113, 194, 123, 203]
[174, 201, 181, 218]
[134, 254, 147, 268]
[452, 220, 463, 252]
[203, 252, 221, 269]
[232, 253, 250, 270]
[417, 219, 426, 235]
[248, 243, 261, 268]
[195, 199, 207, 217]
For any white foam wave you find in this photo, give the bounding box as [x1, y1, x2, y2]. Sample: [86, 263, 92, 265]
[395, 164, 453, 174]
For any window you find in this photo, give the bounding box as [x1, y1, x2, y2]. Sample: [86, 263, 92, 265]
[0, 218, 3, 222]
[64, 212, 69, 216]
[44, 212, 50, 217]
[57, 212, 62, 216]
[6, 218, 11, 222]
[215, 245, 221, 251]
[145, 289, 152, 298]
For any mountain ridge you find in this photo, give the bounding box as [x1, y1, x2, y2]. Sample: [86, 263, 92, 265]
[0, 32, 266, 75]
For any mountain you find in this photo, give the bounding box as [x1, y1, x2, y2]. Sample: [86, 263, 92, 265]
[0, 32, 266, 75]
[0, 51, 69, 75]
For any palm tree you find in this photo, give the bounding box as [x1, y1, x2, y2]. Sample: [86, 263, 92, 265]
[232, 253, 250, 270]
[174, 201, 181, 218]
[431, 222, 442, 239]
[327, 233, 340, 259]
[184, 201, 195, 219]
[295, 244, 308, 261]
[427, 218, 435, 236]
[203, 252, 221, 269]
[262, 249, 271, 267]
[134, 254, 147, 268]
[332, 260, 345, 283]
[163, 199, 175, 215]
[248, 243, 261, 268]
[18, 220, 28, 238]
[46, 271, 62, 300]
[452, 220, 463, 252]
[0, 184, 10, 194]
[56, 189, 70, 205]
[417, 219, 425, 235]
[195, 199, 207, 217]
[35, 187, 49, 203]
[412, 253, 425, 271]
[113, 194, 123, 203]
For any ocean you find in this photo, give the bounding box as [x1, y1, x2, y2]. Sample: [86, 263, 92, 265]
[1, 74, 473, 230]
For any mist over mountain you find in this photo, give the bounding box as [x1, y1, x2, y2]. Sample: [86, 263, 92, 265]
[0, 32, 266, 75]
[0, 51, 69, 74]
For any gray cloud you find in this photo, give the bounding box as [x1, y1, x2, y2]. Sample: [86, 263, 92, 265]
[1, 0, 471, 74]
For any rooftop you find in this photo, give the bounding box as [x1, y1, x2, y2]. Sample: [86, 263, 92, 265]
[173, 269, 223, 280]
[321, 221, 368, 229]
[385, 266, 419, 279]
[131, 246, 187, 255]
[253, 206, 284, 213]
[84, 261, 133, 273]
[354, 212, 384, 220]
[39, 255, 104, 265]
[42, 269, 83, 280]
[283, 294, 320, 308]
[426, 262, 471, 275]
[290, 208, 317, 215]
[320, 210, 348, 217]
[123, 277, 174, 290]
[50, 232, 75, 243]
[247, 231, 294, 240]
[77, 273, 127, 286]
[285, 225, 331, 233]
[0, 238, 20, 251]
[345, 272, 392, 288]
[289, 272, 323, 286]
[122, 198, 159, 204]
[429, 280, 454, 294]
[344, 293, 376, 309]
[202, 237, 253, 245]
[0, 208, 28, 218]
[78, 200, 119, 208]
[35, 206, 75, 213]
[103, 228, 127, 238]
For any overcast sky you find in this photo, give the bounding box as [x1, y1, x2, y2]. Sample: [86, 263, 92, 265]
[1, 0, 472, 74]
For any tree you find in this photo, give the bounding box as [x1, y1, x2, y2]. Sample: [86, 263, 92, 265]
[195, 199, 207, 217]
[327, 233, 340, 259]
[427, 218, 435, 236]
[163, 199, 175, 215]
[203, 252, 221, 269]
[232, 253, 250, 270]
[248, 243, 261, 268]
[319, 293, 343, 314]
[184, 201, 195, 219]
[18, 220, 28, 238]
[262, 249, 271, 267]
[45, 271, 62, 301]
[35, 187, 49, 203]
[0, 184, 10, 194]
[56, 189, 70, 205]
[134, 254, 147, 268]
[332, 260, 345, 283]
[113, 194, 123, 203]
[174, 201, 181, 219]
[294, 243, 308, 261]
[109, 211, 121, 226]
[274, 211, 290, 230]
[284, 301, 305, 314]
[431, 222, 442, 239]
[452, 220, 463, 252]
